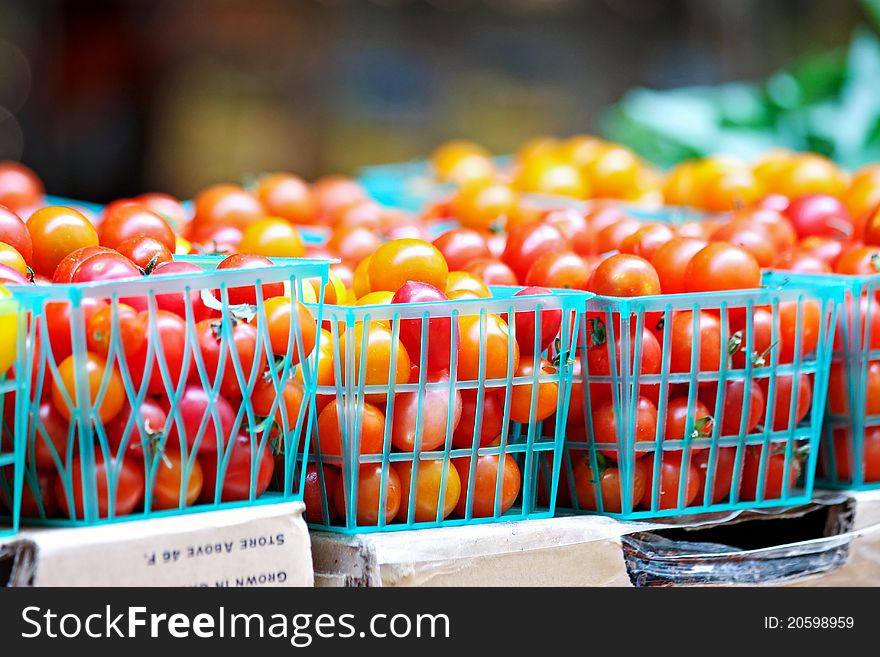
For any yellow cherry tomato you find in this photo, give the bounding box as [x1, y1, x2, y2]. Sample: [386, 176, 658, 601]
[239, 217, 305, 258]
[0, 242, 27, 276]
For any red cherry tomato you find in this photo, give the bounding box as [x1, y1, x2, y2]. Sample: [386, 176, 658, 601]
[191, 318, 265, 399]
[392, 281, 459, 373]
[165, 385, 237, 456]
[52, 245, 117, 283]
[30, 401, 70, 472]
[303, 464, 340, 524]
[835, 245, 880, 276]
[759, 374, 812, 431]
[592, 396, 658, 460]
[586, 324, 662, 401]
[134, 192, 189, 231]
[116, 236, 173, 271]
[0, 161, 44, 211]
[684, 242, 761, 293]
[55, 452, 145, 519]
[43, 297, 108, 362]
[710, 220, 777, 267]
[255, 173, 317, 225]
[150, 261, 217, 322]
[668, 310, 722, 372]
[510, 286, 562, 356]
[699, 378, 765, 436]
[452, 389, 505, 448]
[432, 228, 491, 270]
[98, 204, 176, 252]
[69, 251, 143, 286]
[595, 217, 641, 254]
[216, 253, 284, 305]
[784, 194, 853, 240]
[198, 433, 274, 503]
[104, 399, 168, 458]
[641, 451, 700, 510]
[127, 310, 188, 396]
[778, 300, 821, 363]
[545, 208, 593, 256]
[831, 427, 880, 483]
[86, 303, 146, 358]
[463, 258, 518, 286]
[571, 455, 648, 513]
[740, 445, 799, 501]
[619, 223, 676, 261]
[525, 251, 590, 289]
[693, 446, 738, 504]
[501, 221, 568, 282]
[391, 371, 462, 452]
[650, 237, 707, 295]
[192, 184, 264, 231]
[588, 253, 661, 297]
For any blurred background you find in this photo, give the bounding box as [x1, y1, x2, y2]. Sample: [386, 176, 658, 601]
[0, 0, 870, 201]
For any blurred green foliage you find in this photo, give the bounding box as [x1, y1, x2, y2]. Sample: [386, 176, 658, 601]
[604, 9, 880, 169]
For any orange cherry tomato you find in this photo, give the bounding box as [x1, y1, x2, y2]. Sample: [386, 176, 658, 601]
[0, 242, 27, 275]
[509, 357, 558, 423]
[445, 270, 491, 298]
[318, 399, 386, 457]
[192, 183, 264, 231]
[52, 352, 125, 422]
[27, 206, 99, 277]
[333, 463, 401, 526]
[368, 238, 448, 292]
[239, 218, 305, 258]
[259, 295, 316, 365]
[396, 458, 462, 522]
[453, 454, 521, 518]
[339, 322, 411, 401]
[255, 173, 317, 225]
[152, 452, 204, 510]
[457, 314, 519, 382]
[451, 181, 519, 231]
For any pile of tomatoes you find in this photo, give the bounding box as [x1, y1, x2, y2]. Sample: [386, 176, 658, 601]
[302, 238, 579, 528]
[0, 169, 328, 520]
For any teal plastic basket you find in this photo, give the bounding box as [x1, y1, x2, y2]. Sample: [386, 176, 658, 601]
[0, 255, 330, 527]
[555, 272, 843, 520]
[302, 286, 590, 533]
[0, 292, 25, 537]
[787, 270, 880, 491]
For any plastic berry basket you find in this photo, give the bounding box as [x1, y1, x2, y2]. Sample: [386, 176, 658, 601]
[554, 271, 843, 520]
[302, 286, 590, 533]
[0, 255, 330, 527]
[783, 270, 880, 490]
[0, 292, 26, 536]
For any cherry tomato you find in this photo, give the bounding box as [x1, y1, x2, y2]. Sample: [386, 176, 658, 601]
[29, 401, 70, 471]
[699, 378, 765, 436]
[641, 451, 700, 509]
[669, 310, 722, 372]
[684, 242, 761, 293]
[0, 161, 44, 210]
[740, 207, 797, 251]
[216, 253, 285, 305]
[445, 271, 491, 299]
[2, 468, 58, 518]
[391, 371, 461, 452]
[86, 303, 146, 357]
[776, 250, 833, 274]
[545, 207, 593, 256]
[453, 453, 521, 518]
[251, 376, 305, 436]
[134, 192, 189, 232]
[98, 204, 176, 252]
[463, 258, 518, 286]
[150, 261, 217, 322]
[432, 228, 491, 271]
[650, 237, 707, 295]
[128, 310, 187, 396]
[328, 225, 382, 266]
[368, 238, 448, 292]
[165, 385, 236, 455]
[192, 183, 264, 231]
[152, 451, 203, 509]
[259, 295, 316, 365]
[352, 256, 374, 298]
[26, 206, 99, 277]
[828, 361, 880, 416]
[740, 445, 799, 501]
[457, 313, 519, 382]
[238, 218, 305, 258]
[778, 300, 821, 363]
[586, 324, 662, 400]
[662, 396, 711, 442]
[588, 253, 661, 297]
[798, 235, 845, 267]
[330, 199, 385, 230]
[784, 194, 853, 240]
[586, 144, 641, 198]
[55, 452, 145, 519]
[303, 464, 340, 524]
[318, 399, 386, 457]
[502, 222, 569, 283]
[339, 322, 411, 401]
[104, 399, 168, 458]
[255, 173, 317, 224]
[571, 455, 647, 512]
[592, 396, 658, 460]
[43, 297, 108, 362]
[116, 236, 173, 271]
[595, 217, 641, 254]
[0, 242, 26, 275]
[759, 374, 812, 431]
[525, 251, 590, 289]
[431, 140, 494, 185]
[619, 223, 676, 261]
[729, 306, 774, 369]
[0, 205, 32, 263]
[504, 287, 561, 361]
[710, 220, 777, 267]
[0, 261, 28, 286]
[509, 357, 558, 423]
[188, 223, 242, 253]
[693, 446, 738, 504]
[831, 427, 880, 483]
[452, 389, 505, 448]
[199, 433, 275, 503]
[52, 352, 125, 422]
[391, 281, 458, 373]
[333, 463, 401, 526]
[313, 176, 367, 218]
[835, 245, 880, 276]
[69, 251, 143, 293]
[396, 458, 462, 522]
[191, 318, 265, 399]
[451, 181, 518, 231]
[52, 245, 116, 283]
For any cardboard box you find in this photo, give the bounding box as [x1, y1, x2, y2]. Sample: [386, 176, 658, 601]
[0, 502, 313, 587]
[311, 493, 880, 587]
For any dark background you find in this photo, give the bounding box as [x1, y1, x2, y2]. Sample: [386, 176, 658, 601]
[0, 0, 864, 201]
